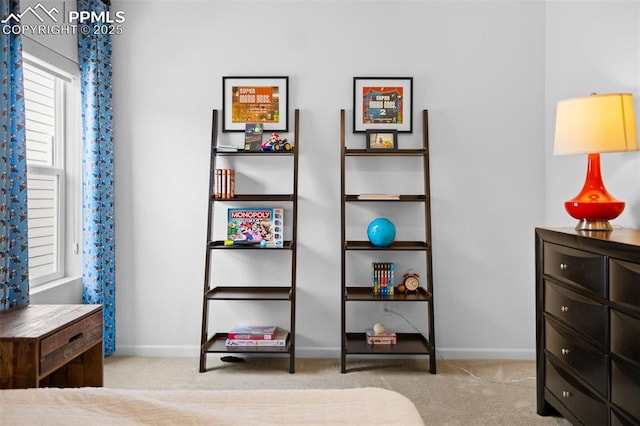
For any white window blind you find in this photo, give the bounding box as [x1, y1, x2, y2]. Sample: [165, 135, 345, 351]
[24, 61, 65, 284]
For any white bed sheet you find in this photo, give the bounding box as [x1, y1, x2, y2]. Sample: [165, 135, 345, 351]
[0, 386, 424, 425]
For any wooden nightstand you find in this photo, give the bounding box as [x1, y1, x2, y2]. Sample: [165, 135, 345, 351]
[0, 304, 104, 389]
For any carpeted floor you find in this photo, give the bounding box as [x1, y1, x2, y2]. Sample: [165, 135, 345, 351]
[104, 356, 569, 425]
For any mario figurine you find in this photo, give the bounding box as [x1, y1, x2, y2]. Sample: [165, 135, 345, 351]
[260, 133, 292, 152]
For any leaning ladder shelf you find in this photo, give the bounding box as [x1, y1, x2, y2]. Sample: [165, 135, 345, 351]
[340, 109, 436, 374]
[199, 109, 299, 374]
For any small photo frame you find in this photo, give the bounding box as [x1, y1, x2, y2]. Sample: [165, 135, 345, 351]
[353, 77, 413, 133]
[366, 130, 398, 151]
[223, 76, 289, 132]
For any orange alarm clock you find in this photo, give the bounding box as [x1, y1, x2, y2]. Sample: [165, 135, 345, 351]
[401, 272, 420, 294]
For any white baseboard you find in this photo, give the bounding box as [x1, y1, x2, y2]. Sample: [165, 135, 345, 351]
[113, 345, 535, 360]
[114, 345, 200, 357]
[436, 348, 535, 360]
[113, 345, 340, 358]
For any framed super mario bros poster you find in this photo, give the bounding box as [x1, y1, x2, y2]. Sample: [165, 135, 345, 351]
[353, 77, 412, 133]
[223, 76, 289, 132]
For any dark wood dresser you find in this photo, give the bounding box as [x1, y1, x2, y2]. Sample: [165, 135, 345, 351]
[535, 228, 640, 425]
[0, 304, 103, 389]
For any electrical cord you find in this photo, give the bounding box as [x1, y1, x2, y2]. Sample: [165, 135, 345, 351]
[385, 307, 536, 384]
[441, 358, 536, 384]
[384, 306, 426, 335]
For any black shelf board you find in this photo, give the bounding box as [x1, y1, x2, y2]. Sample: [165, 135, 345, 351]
[211, 194, 295, 202]
[345, 286, 431, 302]
[203, 333, 291, 354]
[344, 148, 426, 157]
[344, 194, 428, 202]
[206, 286, 292, 300]
[345, 332, 433, 355]
[209, 240, 294, 250]
[345, 241, 429, 251]
[214, 149, 295, 156]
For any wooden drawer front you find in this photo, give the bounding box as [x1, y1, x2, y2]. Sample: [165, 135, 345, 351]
[40, 312, 103, 377]
[545, 319, 607, 396]
[611, 409, 638, 426]
[611, 360, 640, 423]
[611, 310, 640, 366]
[543, 243, 606, 297]
[545, 281, 607, 344]
[610, 259, 640, 314]
[545, 358, 608, 425]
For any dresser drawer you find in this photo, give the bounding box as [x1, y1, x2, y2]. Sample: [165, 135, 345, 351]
[39, 311, 103, 377]
[545, 281, 607, 344]
[543, 243, 606, 297]
[610, 259, 640, 314]
[611, 409, 638, 426]
[545, 358, 608, 425]
[611, 310, 640, 367]
[545, 318, 607, 396]
[611, 360, 640, 423]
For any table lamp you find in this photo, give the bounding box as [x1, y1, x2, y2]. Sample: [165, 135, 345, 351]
[554, 93, 638, 231]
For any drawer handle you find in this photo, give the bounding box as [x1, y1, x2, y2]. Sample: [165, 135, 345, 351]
[561, 348, 570, 356]
[560, 305, 570, 313]
[562, 391, 572, 398]
[69, 333, 83, 343]
[560, 263, 568, 270]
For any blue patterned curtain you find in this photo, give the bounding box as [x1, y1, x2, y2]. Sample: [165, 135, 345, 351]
[78, 0, 115, 355]
[0, 0, 29, 311]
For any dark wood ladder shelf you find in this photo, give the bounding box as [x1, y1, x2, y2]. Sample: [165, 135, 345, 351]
[199, 109, 299, 374]
[339, 109, 437, 374]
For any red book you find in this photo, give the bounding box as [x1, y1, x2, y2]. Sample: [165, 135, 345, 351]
[227, 325, 278, 340]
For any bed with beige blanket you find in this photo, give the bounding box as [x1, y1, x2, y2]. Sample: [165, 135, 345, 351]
[0, 386, 423, 425]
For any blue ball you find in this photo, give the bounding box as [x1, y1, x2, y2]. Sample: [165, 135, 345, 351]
[367, 218, 396, 247]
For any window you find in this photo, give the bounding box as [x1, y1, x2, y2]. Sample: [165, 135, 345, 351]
[24, 57, 78, 286]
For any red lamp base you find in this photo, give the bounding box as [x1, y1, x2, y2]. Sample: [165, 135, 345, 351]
[564, 153, 625, 232]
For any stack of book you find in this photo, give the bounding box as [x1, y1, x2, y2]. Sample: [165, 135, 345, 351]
[225, 325, 289, 347]
[213, 168, 235, 199]
[216, 144, 239, 152]
[366, 329, 397, 345]
[357, 194, 400, 200]
[372, 262, 394, 297]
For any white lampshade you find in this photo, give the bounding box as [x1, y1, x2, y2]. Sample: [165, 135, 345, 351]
[554, 93, 638, 155]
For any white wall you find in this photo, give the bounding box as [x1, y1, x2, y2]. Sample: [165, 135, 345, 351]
[545, 1, 640, 228]
[107, 0, 638, 359]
